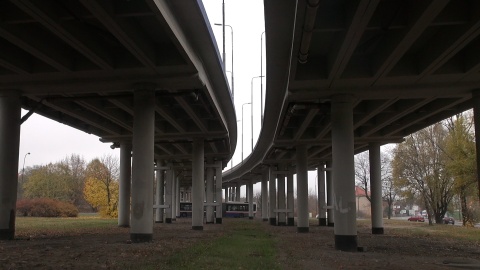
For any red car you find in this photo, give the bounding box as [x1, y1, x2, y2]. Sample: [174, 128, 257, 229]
[408, 216, 425, 222]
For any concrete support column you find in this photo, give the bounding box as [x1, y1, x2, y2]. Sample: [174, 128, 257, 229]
[332, 95, 357, 251]
[130, 89, 155, 243]
[369, 143, 384, 234]
[192, 139, 205, 230]
[172, 174, 177, 221]
[0, 91, 21, 240]
[248, 180, 254, 219]
[206, 159, 214, 224]
[236, 182, 241, 201]
[165, 167, 173, 223]
[473, 90, 480, 201]
[155, 162, 164, 223]
[287, 172, 294, 226]
[118, 143, 132, 227]
[296, 145, 309, 233]
[175, 176, 180, 218]
[326, 160, 334, 226]
[215, 161, 223, 224]
[277, 172, 286, 226]
[224, 188, 228, 203]
[261, 169, 269, 221]
[318, 163, 327, 226]
[268, 166, 277, 225]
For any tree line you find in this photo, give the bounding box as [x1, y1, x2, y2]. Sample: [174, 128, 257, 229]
[356, 112, 480, 226]
[18, 154, 119, 217]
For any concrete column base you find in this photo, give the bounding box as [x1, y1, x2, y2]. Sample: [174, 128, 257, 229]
[278, 222, 287, 226]
[192, 226, 203, 231]
[297, 227, 309, 233]
[206, 221, 214, 224]
[154, 221, 163, 224]
[119, 225, 130, 228]
[166, 218, 172, 224]
[130, 233, 153, 243]
[262, 218, 268, 222]
[328, 222, 334, 227]
[269, 218, 276, 226]
[372, 227, 384, 234]
[319, 218, 327, 226]
[287, 218, 294, 226]
[216, 218, 222, 224]
[249, 217, 254, 220]
[0, 229, 14, 240]
[335, 235, 358, 252]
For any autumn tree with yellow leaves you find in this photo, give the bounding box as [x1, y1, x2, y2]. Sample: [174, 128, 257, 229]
[83, 155, 119, 218]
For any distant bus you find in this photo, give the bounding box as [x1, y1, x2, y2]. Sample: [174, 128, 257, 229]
[223, 202, 257, 218]
[178, 202, 257, 218]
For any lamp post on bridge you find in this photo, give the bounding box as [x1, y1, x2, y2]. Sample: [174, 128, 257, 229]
[250, 76, 263, 152]
[260, 31, 265, 124]
[22, 152, 30, 183]
[214, 23, 234, 101]
[241, 102, 251, 163]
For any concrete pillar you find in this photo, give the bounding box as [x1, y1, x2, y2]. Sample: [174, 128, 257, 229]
[248, 180, 254, 219]
[130, 89, 155, 243]
[0, 91, 21, 240]
[165, 167, 173, 223]
[192, 139, 205, 230]
[287, 172, 294, 226]
[155, 162, 164, 223]
[171, 174, 177, 221]
[296, 145, 309, 233]
[269, 166, 277, 225]
[261, 169, 269, 221]
[277, 172, 286, 226]
[206, 160, 214, 224]
[215, 161, 223, 224]
[332, 95, 357, 251]
[326, 160, 334, 226]
[369, 143, 384, 234]
[118, 143, 132, 227]
[175, 176, 180, 218]
[236, 182, 241, 201]
[224, 188, 228, 202]
[473, 90, 480, 202]
[318, 163, 327, 226]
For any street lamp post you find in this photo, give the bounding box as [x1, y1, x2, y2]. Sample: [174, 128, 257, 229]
[261, 31, 265, 124]
[241, 102, 251, 162]
[250, 76, 263, 152]
[215, 23, 234, 100]
[22, 152, 30, 183]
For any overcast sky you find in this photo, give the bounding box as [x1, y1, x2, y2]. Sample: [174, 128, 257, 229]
[17, 0, 322, 195]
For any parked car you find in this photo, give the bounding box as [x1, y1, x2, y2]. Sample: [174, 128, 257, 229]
[443, 216, 455, 225]
[408, 216, 425, 222]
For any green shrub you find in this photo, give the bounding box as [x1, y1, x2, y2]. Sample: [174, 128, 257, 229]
[16, 198, 78, 217]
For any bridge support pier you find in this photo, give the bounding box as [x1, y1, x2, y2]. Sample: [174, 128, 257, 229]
[261, 170, 269, 221]
[269, 166, 277, 225]
[287, 172, 294, 226]
[235, 182, 241, 202]
[192, 139, 205, 230]
[130, 89, 155, 243]
[248, 180, 254, 219]
[155, 162, 164, 223]
[332, 95, 357, 251]
[277, 172, 286, 225]
[370, 143, 384, 234]
[118, 143, 132, 227]
[0, 91, 21, 240]
[165, 166, 173, 223]
[206, 159, 215, 224]
[318, 162, 327, 226]
[174, 176, 180, 219]
[215, 161, 223, 224]
[296, 145, 309, 233]
[326, 160, 334, 227]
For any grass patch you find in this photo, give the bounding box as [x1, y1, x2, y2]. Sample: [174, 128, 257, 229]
[161, 220, 279, 270]
[15, 215, 118, 238]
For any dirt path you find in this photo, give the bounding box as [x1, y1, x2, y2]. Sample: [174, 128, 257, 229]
[1, 218, 479, 269]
